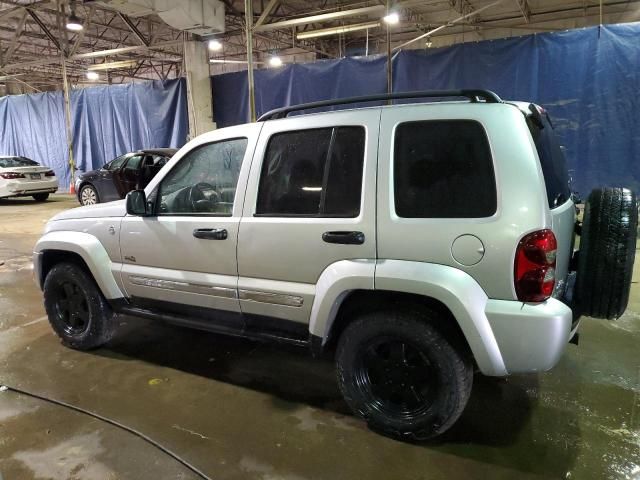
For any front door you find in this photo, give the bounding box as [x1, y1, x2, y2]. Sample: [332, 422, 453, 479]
[237, 110, 379, 325]
[119, 125, 261, 317]
[113, 154, 143, 198]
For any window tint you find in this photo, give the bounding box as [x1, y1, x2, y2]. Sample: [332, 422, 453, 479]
[394, 120, 497, 218]
[256, 126, 365, 217]
[105, 155, 128, 171]
[158, 138, 247, 215]
[526, 114, 571, 208]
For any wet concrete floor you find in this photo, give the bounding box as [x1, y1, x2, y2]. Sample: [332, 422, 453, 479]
[0, 194, 638, 479]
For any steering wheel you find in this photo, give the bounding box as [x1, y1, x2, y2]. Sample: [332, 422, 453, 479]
[187, 182, 219, 212]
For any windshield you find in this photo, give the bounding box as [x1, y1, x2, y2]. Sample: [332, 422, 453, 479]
[526, 111, 571, 208]
[0, 156, 39, 168]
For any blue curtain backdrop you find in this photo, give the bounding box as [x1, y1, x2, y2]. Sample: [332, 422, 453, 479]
[211, 23, 640, 197]
[0, 78, 188, 189]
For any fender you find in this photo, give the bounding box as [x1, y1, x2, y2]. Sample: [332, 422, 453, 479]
[311, 258, 507, 376]
[309, 259, 376, 340]
[33, 230, 124, 300]
[375, 260, 506, 376]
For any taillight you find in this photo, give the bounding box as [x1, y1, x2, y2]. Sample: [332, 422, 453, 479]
[0, 172, 25, 179]
[44, 170, 55, 177]
[514, 229, 557, 302]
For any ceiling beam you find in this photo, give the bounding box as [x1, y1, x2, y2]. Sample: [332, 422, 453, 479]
[254, 5, 386, 32]
[515, 0, 531, 22]
[25, 8, 61, 52]
[118, 13, 149, 47]
[254, 0, 280, 28]
[2, 10, 27, 66]
[69, 5, 96, 56]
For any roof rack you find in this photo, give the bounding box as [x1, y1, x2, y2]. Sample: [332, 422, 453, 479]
[258, 89, 502, 121]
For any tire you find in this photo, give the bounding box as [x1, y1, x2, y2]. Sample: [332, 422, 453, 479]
[336, 310, 473, 441]
[43, 262, 116, 350]
[575, 187, 638, 319]
[32, 193, 49, 202]
[79, 184, 99, 206]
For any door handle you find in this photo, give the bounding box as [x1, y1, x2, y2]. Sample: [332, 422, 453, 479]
[322, 231, 365, 245]
[193, 228, 228, 240]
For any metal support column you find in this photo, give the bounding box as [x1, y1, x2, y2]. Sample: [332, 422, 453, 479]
[245, 0, 256, 122]
[61, 57, 75, 190]
[386, 1, 392, 95]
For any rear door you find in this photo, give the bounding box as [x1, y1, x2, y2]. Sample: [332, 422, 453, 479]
[237, 110, 379, 325]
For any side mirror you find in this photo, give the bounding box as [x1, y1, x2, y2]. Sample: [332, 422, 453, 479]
[126, 190, 149, 216]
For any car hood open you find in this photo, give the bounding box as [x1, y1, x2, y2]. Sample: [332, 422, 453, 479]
[51, 200, 127, 221]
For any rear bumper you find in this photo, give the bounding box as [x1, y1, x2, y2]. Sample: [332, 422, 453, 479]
[485, 298, 573, 374]
[0, 179, 58, 198]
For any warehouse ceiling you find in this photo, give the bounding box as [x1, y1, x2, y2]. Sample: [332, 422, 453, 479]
[0, 0, 638, 94]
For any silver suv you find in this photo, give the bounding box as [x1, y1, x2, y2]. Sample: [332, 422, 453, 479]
[33, 90, 637, 440]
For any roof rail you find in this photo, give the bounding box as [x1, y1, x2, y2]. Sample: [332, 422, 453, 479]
[257, 89, 502, 121]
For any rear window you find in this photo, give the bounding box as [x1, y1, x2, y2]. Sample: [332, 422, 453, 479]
[0, 156, 38, 168]
[526, 111, 571, 208]
[393, 120, 497, 218]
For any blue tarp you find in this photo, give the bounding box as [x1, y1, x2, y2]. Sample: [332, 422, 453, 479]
[0, 78, 188, 189]
[212, 23, 640, 197]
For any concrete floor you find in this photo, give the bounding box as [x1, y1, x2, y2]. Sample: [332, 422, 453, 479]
[0, 193, 638, 480]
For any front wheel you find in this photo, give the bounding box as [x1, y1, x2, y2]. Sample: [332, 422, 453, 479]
[79, 184, 99, 206]
[32, 193, 49, 202]
[336, 310, 473, 441]
[43, 262, 116, 350]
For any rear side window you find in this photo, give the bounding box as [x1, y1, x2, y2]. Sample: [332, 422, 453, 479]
[394, 120, 497, 218]
[256, 126, 365, 217]
[526, 113, 571, 208]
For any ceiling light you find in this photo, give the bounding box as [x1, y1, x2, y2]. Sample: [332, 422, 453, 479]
[296, 21, 381, 40]
[383, 12, 400, 25]
[208, 39, 223, 51]
[86, 71, 99, 80]
[269, 56, 283, 67]
[66, 13, 83, 31]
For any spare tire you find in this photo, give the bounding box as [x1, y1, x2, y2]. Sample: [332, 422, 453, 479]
[575, 187, 638, 319]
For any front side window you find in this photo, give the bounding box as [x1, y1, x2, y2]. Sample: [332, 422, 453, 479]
[105, 155, 128, 171]
[157, 138, 247, 215]
[124, 155, 143, 170]
[256, 126, 365, 217]
[394, 120, 497, 218]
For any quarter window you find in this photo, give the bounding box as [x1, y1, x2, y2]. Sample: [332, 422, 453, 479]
[256, 126, 365, 217]
[157, 138, 247, 215]
[394, 120, 497, 218]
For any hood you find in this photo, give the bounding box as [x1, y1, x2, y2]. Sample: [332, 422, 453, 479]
[51, 200, 126, 221]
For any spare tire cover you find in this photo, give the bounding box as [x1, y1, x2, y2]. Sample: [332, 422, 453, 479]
[575, 187, 638, 319]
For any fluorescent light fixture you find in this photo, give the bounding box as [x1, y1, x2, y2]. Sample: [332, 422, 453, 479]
[383, 12, 400, 25]
[296, 21, 381, 40]
[208, 39, 223, 51]
[86, 71, 99, 80]
[269, 56, 283, 67]
[302, 187, 322, 192]
[66, 13, 83, 31]
[209, 59, 266, 65]
[87, 60, 138, 71]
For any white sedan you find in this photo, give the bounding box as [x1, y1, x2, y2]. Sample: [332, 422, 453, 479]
[0, 156, 58, 202]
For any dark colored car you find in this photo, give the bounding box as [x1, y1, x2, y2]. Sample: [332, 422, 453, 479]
[75, 148, 177, 205]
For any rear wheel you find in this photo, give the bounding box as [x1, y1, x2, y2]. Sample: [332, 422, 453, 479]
[32, 193, 49, 202]
[575, 187, 638, 319]
[43, 262, 116, 350]
[80, 184, 99, 206]
[336, 310, 473, 441]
